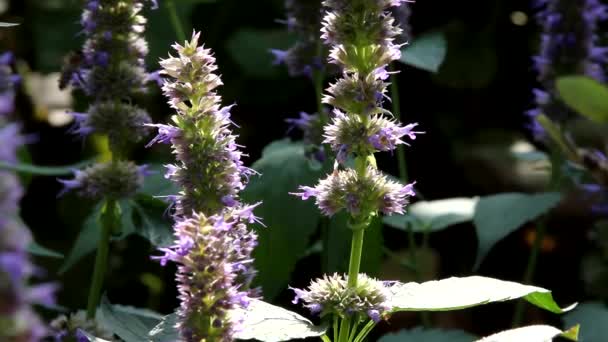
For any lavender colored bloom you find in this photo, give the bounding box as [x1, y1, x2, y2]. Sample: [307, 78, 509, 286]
[290, 273, 390, 321]
[0, 57, 56, 341]
[0, 52, 18, 117]
[323, 109, 422, 161]
[293, 166, 415, 216]
[58, 161, 148, 200]
[528, 0, 608, 138]
[272, 0, 326, 78]
[154, 212, 258, 341]
[148, 32, 257, 217]
[150, 32, 261, 341]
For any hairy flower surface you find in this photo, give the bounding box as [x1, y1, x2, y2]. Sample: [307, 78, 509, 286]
[293, 166, 415, 217]
[148, 32, 256, 217]
[528, 0, 608, 139]
[291, 273, 390, 322]
[151, 32, 260, 341]
[0, 53, 56, 341]
[59, 161, 149, 200]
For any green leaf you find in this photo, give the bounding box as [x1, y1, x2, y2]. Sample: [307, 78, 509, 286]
[231, 299, 328, 342]
[556, 76, 608, 123]
[388, 276, 575, 313]
[0, 159, 93, 176]
[563, 302, 608, 342]
[132, 196, 174, 247]
[473, 192, 562, 270]
[148, 313, 179, 342]
[384, 197, 477, 233]
[27, 241, 63, 259]
[117, 200, 136, 238]
[139, 164, 179, 198]
[476, 325, 579, 342]
[59, 204, 103, 274]
[379, 327, 476, 342]
[226, 29, 296, 78]
[400, 31, 447, 72]
[99, 296, 162, 342]
[242, 140, 324, 299]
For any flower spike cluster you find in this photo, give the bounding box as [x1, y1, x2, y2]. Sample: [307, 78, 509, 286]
[148, 32, 260, 341]
[59, 0, 156, 198]
[293, 0, 419, 219]
[271, 0, 326, 78]
[0, 53, 57, 341]
[527, 0, 608, 139]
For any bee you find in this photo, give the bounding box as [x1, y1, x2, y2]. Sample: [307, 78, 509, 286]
[58, 50, 84, 90]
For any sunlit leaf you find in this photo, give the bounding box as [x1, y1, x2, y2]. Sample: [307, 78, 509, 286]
[384, 197, 477, 233]
[231, 299, 328, 342]
[556, 76, 608, 123]
[476, 325, 579, 342]
[0, 22, 19, 27]
[400, 31, 447, 72]
[563, 302, 608, 342]
[473, 192, 562, 270]
[388, 276, 575, 313]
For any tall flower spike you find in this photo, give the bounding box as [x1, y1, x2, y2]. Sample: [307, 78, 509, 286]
[527, 0, 608, 139]
[0, 52, 57, 342]
[149, 32, 260, 341]
[60, 0, 155, 148]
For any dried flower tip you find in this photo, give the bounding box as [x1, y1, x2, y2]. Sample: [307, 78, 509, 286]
[291, 273, 390, 322]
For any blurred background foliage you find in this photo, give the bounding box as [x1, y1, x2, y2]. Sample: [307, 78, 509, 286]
[4, 0, 608, 340]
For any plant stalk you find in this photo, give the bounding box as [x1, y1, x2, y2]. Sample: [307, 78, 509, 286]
[347, 227, 365, 287]
[86, 199, 117, 319]
[390, 63, 408, 183]
[165, 0, 186, 43]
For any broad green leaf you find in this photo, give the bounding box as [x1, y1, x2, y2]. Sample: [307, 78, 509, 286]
[139, 164, 179, 198]
[118, 200, 136, 238]
[379, 327, 476, 342]
[563, 302, 608, 342]
[148, 313, 180, 342]
[59, 204, 102, 274]
[99, 296, 162, 342]
[325, 214, 383, 274]
[226, 29, 296, 78]
[384, 197, 478, 233]
[242, 140, 324, 298]
[400, 31, 447, 72]
[0, 159, 93, 176]
[231, 299, 328, 342]
[388, 276, 575, 313]
[476, 325, 579, 342]
[473, 192, 562, 270]
[132, 196, 174, 247]
[28, 241, 63, 259]
[0, 22, 19, 27]
[556, 76, 608, 123]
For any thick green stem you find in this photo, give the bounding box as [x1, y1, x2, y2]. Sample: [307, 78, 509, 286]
[338, 317, 352, 342]
[390, 63, 408, 183]
[353, 320, 377, 342]
[347, 227, 365, 287]
[165, 0, 186, 43]
[86, 199, 118, 319]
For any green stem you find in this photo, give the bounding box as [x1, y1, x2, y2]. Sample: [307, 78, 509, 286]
[321, 335, 332, 342]
[338, 317, 351, 342]
[86, 199, 117, 319]
[353, 320, 376, 342]
[512, 150, 562, 327]
[347, 227, 365, 287]
[390, 63, 408, 183]
[165, 0, 186, 43]
[333, 315, 340, 341]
